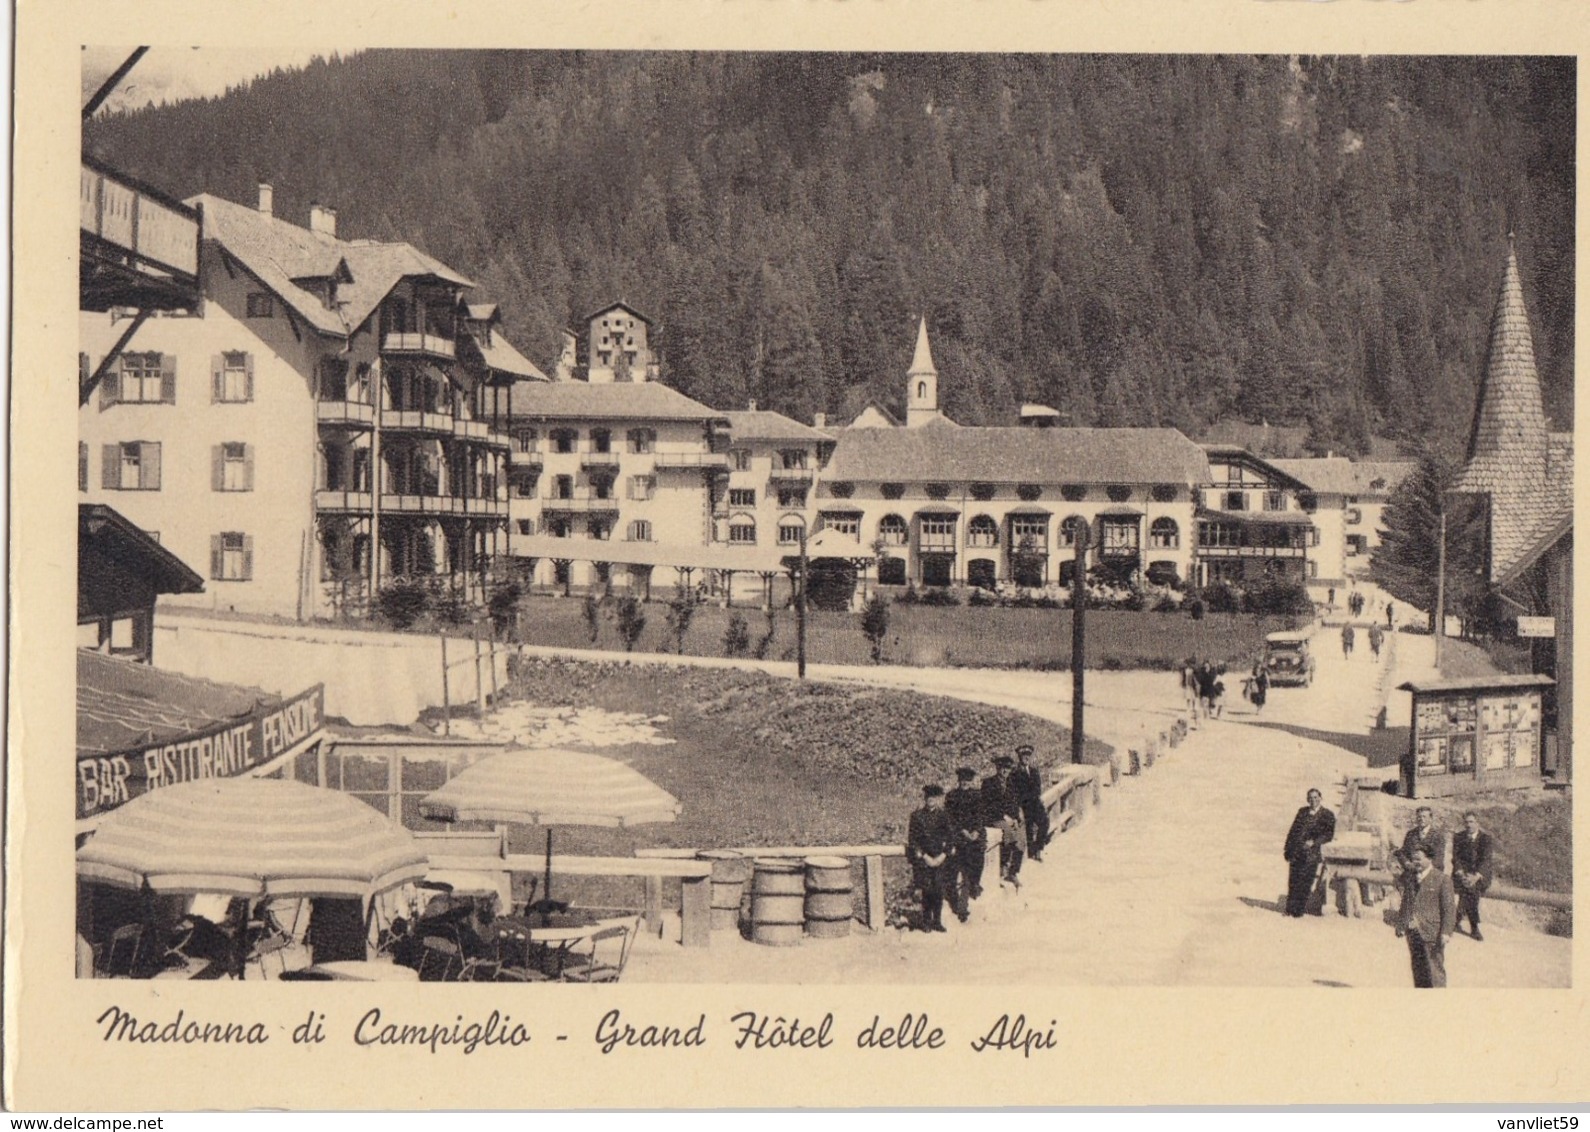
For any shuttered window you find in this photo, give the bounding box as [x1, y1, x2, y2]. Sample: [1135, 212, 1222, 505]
[102, 442, 161, 490]
[212, 351, 255, 402]
[213, 442, 254, 491]
[211, 532, 254, 580]
[107, 352, 176, 405]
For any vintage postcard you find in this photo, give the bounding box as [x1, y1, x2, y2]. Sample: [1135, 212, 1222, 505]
[7, 0, 1588, 1112]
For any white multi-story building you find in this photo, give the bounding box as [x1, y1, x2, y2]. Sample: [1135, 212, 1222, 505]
[79, 185, 543, 620]
[1272, 457, 1416, 582]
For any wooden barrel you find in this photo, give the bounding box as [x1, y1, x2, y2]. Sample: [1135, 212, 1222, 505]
[803, 855, 853, 940]
[699, 850, 750, 932]
[749, 859, 805, 946]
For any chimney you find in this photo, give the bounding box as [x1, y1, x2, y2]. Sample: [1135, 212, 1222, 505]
[308, 203, 337, 237]
[813, 412, 827, 428]
[257, 183, 273, 215]
[748, 398, 758, 411]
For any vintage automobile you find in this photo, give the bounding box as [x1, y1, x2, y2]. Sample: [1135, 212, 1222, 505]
[1263, 631, 1316, 687]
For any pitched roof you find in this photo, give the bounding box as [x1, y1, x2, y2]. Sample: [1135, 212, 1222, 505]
[1201, 446, 1312, 492]
[723, 409, 832, 443]
[79, 504, 205, 597]
[1197, 421, 1310, 458]
[1271, 457, 1417, 497]
[584, 301, 652, 326]
[191, 192, 473, 338]
[77, 650, 278, 758]
[826, 427, 1210, 485]
[505, 379, 727, 423]
[470, 331, 549, 382]
[1493, 432, 1573, 584]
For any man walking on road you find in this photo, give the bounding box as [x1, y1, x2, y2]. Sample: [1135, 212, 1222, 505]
[1013, 745, 1050, 863]
[1341, 623, 1356, 659]
[1397, 846, 1456, 986]
[1451, 811, 1495, 940]
[906, 785, 954, 933]
[1368, 623, 1384, 660]
[982, 755, 1026, 889]
[1282, 788, 1336, 917]
[945, 766, 986, 920]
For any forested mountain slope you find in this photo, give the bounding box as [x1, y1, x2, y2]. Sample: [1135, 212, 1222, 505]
[85, 51, 1575, 454]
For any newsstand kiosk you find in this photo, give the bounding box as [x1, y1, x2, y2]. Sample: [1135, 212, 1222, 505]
[1397, 674, 1555, 798]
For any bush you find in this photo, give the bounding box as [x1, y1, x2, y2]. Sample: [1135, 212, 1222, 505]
[487, 581, 522, 636]
[917, 587, 961, 607]
[376, 577, 431, 629]
[432, 583, 472, 627]
[1189, 598, 1206, 621]
[723, 611, 751, 658]
[1199, 581, 1244, 615]
[613, 596, 646, 652]
[752, 610, 778, 660]
[1242, 578, 1314, 617]
[582, 593, 602, 643]
[663, 581, 701, 653]
[806, 559, 858, 612]
[968, 587, 998, 607]
[860, 594, 891, 662]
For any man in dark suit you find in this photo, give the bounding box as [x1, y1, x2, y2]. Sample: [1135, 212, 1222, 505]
[1397, 846, 1456, 986]
[906, 785, 954, 933]
[1012, 745, 1051, 863]
[982, 756, 1026, 888]
[1282, 788, 1335, 917]
[945, 766, 986, 920]
[1451, 811, 1495, 941]
[1393, 806, 1447, 874]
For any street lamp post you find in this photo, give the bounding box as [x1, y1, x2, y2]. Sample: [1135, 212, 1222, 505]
[1071, 525, 1090, 764]
[1434, 503, 1448, 670]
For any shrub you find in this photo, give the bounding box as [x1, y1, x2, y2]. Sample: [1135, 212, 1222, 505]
[581, 593, 602, 643]
[1189, 598, 1206, 621]
[968, 587, 998, 607]
[613, 596, 646, 652]
[723, 611, 750, 658]
[918, 587, 961, 607]
[1242, 578, 1314, 617]
[1200, 581, 1243, 615]
[752, 610, 778, 660]
[432, 583, 472, 627]
[377, 577, 431, 630]
[663, 580, 701, 653]
[860, 594, 891, 662]
[895, 586, 921, 606]
[806, 559, 858, 612]
[487, 581, 522, 636]
[1152, 594, 1182, 614]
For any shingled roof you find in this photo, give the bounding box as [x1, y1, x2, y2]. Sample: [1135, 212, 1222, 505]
[723, 409, 833, 444]
[1272, 457, 1417, 497]
[1453, 241, 1561, 581]
[192, 192, 474, 338]
[827, 427, 1210, 485]
[77, 650, 277, 758]
[505, 380, 727, 423]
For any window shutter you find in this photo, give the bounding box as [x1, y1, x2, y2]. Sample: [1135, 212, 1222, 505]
[210, 535, 223, 579]
[141, 442, 161, 490]
[78, 442, 88, 493]
[244, 353, 255, 401]
[101, 445, 119, 490]
[242, 536, 254, 580]
[211, 354, 223, 402]
[160, 355, 177, 404]
[244, 444, 255, 491]
[212, 445, 224, 491]
[100, 358, 120, 408]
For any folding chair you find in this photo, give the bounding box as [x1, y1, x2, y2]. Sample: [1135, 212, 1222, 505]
[101, 924, 144, 977]
[560, 918, 639, 984]
[416, 936, 463, 982]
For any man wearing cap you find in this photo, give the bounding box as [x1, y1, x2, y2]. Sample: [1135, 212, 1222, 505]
[1397, 845, 1456, 986]
[982, 756, 1026, 888]
[1012, 745, 1051, 863]
[906, 785, 954, 932]
[945, 766, 986, 919]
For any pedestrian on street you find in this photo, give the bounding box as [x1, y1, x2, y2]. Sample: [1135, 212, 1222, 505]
[1182, 659, 1201, 723]
[1210, 669, 1227, 718]
[1341, 623, 1356, 658]
[1327, 586, 1336, 609]
[1013, 745, 1051, 863]
[1393, 806, 1447, 875]
[1282, 788, 1336, 917]
[906, 784, 954, 933]
[1397, 846, 1456, 986]
[982, 755, 1026, 888]
[1250, 663, 1269, 713]
[1368, 623, 1384, 660]
[1387, 602, 1396, 629]
[1451, 811, 1495, 941]
[945, 765, 987, 920]
[1196, 661, 1218, 718]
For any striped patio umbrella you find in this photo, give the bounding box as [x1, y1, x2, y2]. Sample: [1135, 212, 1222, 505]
[418, 749, 681, 918]
[76, 778, 429, 899]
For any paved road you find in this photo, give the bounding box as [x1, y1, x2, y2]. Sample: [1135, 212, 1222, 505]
[628, 619, 1570, 986]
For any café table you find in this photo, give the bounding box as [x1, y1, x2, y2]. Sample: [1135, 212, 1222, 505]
[302, 960, 420, 982]
[495, 912, 605, 978]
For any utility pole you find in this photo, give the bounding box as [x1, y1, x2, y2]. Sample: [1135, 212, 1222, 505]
[1434, 503, 1448, 671]
[796, 526, 808, 680]
[1070, 525, 1090, 764]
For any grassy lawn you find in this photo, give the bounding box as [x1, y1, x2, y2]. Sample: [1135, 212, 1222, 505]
[513, 595, 1289, 672]
[471, 657, 1113, 915]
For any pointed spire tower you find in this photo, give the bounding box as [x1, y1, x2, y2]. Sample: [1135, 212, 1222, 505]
[1455, 235, 1552, 576]
[905, 317, 945, 428]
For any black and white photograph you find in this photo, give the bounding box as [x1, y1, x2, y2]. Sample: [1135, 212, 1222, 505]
[8, 2, 1586, 1112]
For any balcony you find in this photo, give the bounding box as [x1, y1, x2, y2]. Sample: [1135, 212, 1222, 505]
[80, 158, 201, 312]
[378, 493, 507, 518]
[384, 408, 455, 435]
[768, 466, 815, 483]
[918, 534, 957, 552]
[315, 490, 374, 513]
[381, 332, 456, 360]
[651, 452, 729, 469]
[1196, 544, 1306, 559]
[452, 418, 492, 442]
[508, 449, 544, 468]
[316, 400, 375, 428]
[580, 451, 622, 470]
[542, 490, 621, 514]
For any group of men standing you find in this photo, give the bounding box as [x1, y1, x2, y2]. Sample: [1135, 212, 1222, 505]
[1282, 791, 1495, 988]
[906, 746, 1052, 932]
